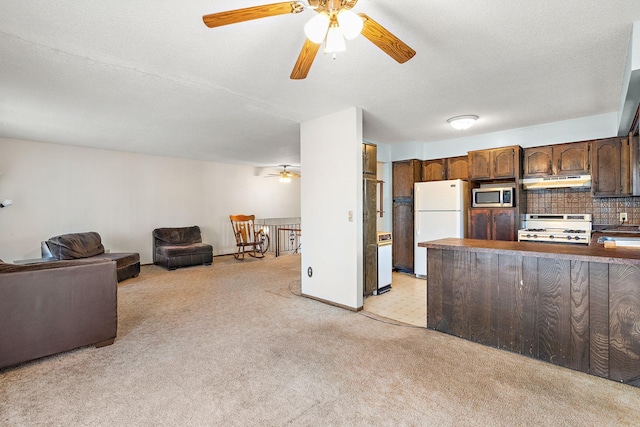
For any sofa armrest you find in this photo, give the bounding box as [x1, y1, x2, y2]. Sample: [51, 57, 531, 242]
[0, 259, 118, 369]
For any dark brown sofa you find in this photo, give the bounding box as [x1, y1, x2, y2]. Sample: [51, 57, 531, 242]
[152, 226, 213, 270]
[42, 231, 140, 282]
[0, 258, 118, 369]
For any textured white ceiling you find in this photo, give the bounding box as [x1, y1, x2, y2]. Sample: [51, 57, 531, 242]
[1, 1, 639, 167]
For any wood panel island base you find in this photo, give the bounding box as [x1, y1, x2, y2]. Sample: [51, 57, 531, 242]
[419, 238, 640, 388]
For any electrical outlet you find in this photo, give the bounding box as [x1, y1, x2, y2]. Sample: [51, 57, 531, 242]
[620, 212, 628, 222]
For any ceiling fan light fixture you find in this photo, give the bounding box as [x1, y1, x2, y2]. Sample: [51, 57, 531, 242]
[279, 174, 291, 183]
[324, 25, 346, 54]
[337, 9, 363, 40]
[447, 115, 479, 130]
[304, 12, 330, 44]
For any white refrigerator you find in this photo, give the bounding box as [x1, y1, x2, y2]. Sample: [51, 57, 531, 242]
[414, 179, 468, 277]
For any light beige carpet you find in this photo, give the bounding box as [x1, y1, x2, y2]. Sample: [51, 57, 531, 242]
[2, 253, 640, 426]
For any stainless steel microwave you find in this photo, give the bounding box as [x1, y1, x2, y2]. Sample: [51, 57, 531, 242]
[472, 187, 515, 208]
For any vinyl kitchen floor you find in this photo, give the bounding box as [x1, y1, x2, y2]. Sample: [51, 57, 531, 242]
[363, 272, 427, 327]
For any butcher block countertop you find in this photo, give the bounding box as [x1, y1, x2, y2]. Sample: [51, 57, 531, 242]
[418, 238, 640, 265]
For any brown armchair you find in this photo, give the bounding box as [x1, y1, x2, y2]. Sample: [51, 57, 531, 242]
[152, 226, 213, 270]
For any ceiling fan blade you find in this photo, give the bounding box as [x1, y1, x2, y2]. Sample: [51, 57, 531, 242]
[203, 2, 304, 28]
[290, 38, 321, 79]
[343, 0, 359, 9]
[358, 13, 416, 64]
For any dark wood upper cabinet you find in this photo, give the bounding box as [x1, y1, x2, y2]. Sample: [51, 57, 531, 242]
[493, 147, 519, 179]
[421, 156, 468, 181]
[446, 156, 469, 180]
[421, 159, 445, 181]
[523, 146, 553, 176]
[523, 141, 590, 178]
[468, 146, 521, 180]
[392, 159, 421, 199]
[362, 143, 377, 176]
[591, 137, 631, 197]
[468, 150, 492, 180]
[554, 141, 590, 175]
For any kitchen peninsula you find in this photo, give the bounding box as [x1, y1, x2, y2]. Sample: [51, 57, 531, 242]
[419, 238, 640, 387]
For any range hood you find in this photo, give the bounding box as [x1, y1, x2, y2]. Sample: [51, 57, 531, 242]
[521, 175, 591, 190]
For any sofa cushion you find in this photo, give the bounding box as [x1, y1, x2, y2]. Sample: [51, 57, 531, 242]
[47, 232, 105, 259]
[98, 252, 140, 268]
[156, 243, 213, 258]
[153, 226, 203, 246]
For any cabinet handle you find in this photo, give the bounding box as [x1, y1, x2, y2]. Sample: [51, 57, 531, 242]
[377, 180, 384, 218]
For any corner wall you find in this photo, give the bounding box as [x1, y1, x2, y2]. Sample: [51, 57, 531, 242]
[300, 107, 363, 310]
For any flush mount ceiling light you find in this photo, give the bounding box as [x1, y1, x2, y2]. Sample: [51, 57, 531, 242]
[447, 115, 479, 130]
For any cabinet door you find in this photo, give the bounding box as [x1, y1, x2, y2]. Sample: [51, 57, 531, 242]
[468, 151, 492, 180]
[364, 178, 378, 294]
[621, 137, 632, 195]
[592, 138, 623, 196]
[633, 134, 640, 196]
[363, 143, 377, 176]
[492, 209, 517, 241]
[523, 146, 553, 177]
[469, 208, 516, 241]
[469, 209, 491, 240]
[421, 159, 445, 181]
[554, 141, 590, 175]
[493, 147, 517, 179]
[364, 243, 378, 295]
[446, 156, 469, 180]
[392, 160, 421, 199]
[392, 201, 414, 272]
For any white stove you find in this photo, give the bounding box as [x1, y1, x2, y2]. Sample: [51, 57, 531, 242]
[518, 214, 592, 245]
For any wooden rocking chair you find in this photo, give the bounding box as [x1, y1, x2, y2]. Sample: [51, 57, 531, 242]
[229, 214, 269, 260]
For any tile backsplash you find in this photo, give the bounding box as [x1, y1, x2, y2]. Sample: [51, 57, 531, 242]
[525, 188, 640, 225]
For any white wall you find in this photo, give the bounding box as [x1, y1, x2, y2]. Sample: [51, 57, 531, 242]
[300, 107, 363, 310]
[390, 112, 619, 161]
[0, 138, 300, 263]
[618, 21, 640, 135]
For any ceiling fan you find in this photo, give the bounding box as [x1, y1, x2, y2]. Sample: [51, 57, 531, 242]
[202, 1, 416, 79]
[265, 165, 300, 182]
